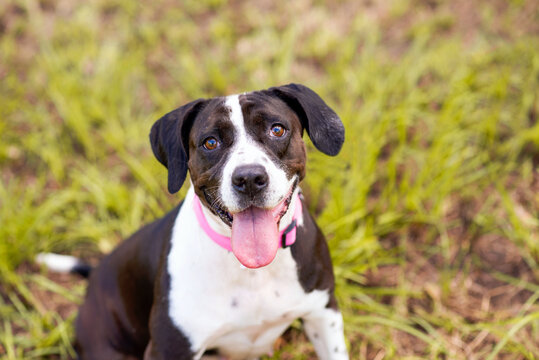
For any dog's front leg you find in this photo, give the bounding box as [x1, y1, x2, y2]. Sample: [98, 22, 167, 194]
[303, 307, 349, 360]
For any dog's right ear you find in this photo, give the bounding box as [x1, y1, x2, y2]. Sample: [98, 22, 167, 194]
[150, 99, 207, 194]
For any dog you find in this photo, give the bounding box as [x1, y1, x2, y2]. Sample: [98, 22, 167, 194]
[40, 83, 348, 360]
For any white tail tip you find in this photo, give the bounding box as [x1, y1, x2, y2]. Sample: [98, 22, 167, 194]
[36, 252, 81, 273]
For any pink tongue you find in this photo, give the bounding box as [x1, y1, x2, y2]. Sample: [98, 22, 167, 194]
[231, 207, 280, 268]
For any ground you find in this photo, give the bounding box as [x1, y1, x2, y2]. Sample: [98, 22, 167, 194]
[0, 0, 538, 359]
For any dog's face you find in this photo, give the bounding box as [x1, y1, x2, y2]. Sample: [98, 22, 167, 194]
[150, 84, 344, 268]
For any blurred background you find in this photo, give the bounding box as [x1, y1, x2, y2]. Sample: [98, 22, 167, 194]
[1, 0, 538, 359]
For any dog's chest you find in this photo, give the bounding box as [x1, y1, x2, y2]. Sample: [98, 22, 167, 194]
[166, 193, 329, 359]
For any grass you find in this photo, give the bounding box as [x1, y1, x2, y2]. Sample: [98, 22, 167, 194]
[1, 0, 538, 358]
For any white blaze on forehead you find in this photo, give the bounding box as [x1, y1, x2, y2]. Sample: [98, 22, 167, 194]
[220, 95, 295, 213]
[226, 94, 246, 138]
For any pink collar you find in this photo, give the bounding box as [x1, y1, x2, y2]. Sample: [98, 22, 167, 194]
[192, 194, 302, 251]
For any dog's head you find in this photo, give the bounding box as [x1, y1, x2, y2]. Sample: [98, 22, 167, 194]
[150, 84, 344, 268]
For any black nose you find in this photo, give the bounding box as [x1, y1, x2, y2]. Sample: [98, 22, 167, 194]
[232, 165, 269, 196]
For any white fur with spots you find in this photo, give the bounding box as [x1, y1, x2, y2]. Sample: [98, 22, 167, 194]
[304, 308, 349, 360]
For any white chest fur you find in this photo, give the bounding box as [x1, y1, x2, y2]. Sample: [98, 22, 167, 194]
[167, 188, 329, 359]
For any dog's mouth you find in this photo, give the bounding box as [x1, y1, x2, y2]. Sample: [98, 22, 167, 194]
[203, 190, 234, 227]
[202, 178, 298, 268]
[202, 178, 298, 228]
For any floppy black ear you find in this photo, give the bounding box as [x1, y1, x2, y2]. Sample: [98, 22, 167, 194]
[150, 99, 206, 194]
[269, 83, 344, 156]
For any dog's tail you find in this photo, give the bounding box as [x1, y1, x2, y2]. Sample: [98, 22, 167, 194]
[36, 253, 92, 278]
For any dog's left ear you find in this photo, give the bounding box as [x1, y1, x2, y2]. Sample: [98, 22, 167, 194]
[150, 99, 207, 194]
[269, 83, 345, 156]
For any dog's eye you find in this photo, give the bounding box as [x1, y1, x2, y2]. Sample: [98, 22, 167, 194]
[203, 137, 219, 150]
[270, 124, 286, 138]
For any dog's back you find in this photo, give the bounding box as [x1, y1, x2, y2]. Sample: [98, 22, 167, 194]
[75, 204, 181, 359]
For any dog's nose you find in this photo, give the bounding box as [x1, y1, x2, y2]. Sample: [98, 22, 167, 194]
[232, 165, 269, 196]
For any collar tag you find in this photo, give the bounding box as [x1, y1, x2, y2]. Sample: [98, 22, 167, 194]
[281, 219, 297, 248]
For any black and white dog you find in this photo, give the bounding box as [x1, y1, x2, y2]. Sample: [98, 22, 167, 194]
[40, 84, 348, 360]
